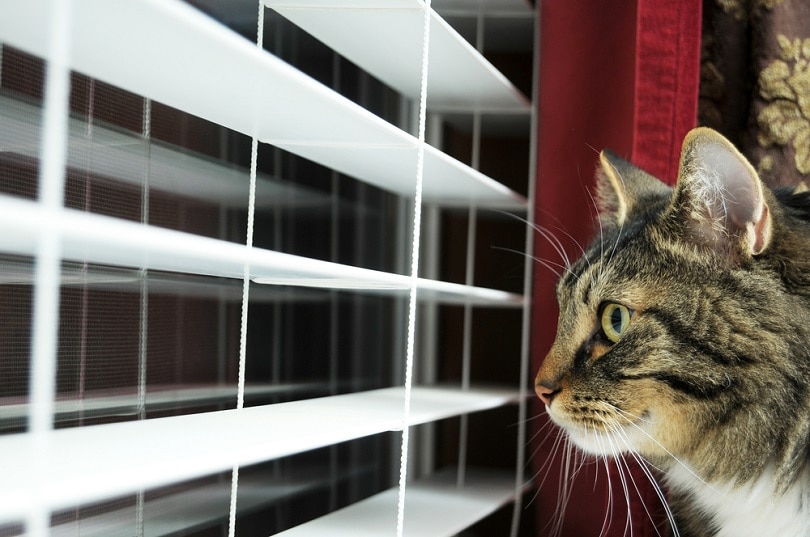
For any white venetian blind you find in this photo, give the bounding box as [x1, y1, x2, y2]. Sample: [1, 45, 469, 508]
[0, 0, 537, 535]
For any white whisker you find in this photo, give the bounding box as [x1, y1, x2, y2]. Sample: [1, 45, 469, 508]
[494, 209, 576, 270]
[595, 167, 628, 283]
[608, 405, 726, 499]
[593, 431, 617, 536]
[534, 224, 572, 270]
[530, 427, 567, 491]
[604, 432, 634, 537]
[584, 186, 603, 268]
[490, 245, 569, 277]
[611, 425, 676, 537]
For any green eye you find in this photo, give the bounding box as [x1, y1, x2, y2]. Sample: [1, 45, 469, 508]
[600, 302, 632, 343]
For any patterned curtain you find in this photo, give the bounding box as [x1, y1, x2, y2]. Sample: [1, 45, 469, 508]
[700, 0, 810, 188]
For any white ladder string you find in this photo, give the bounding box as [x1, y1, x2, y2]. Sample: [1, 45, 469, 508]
[28, 0, 73, 535]
[227, 5, 265, 537]
[135, 95, 152, 537]
[396, 1, 432, 536]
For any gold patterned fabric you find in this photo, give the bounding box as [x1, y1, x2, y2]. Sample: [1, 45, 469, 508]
[699, 0, 810, 187]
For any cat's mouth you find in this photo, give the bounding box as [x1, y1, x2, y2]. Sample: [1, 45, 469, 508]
[547, 404, 651, 456]
[563, 424, 636, 455]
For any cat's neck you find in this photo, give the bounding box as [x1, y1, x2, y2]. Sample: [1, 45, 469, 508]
[664, 462, 810, 537]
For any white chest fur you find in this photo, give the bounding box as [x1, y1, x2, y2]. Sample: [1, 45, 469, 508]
[665, 464, 810, 537]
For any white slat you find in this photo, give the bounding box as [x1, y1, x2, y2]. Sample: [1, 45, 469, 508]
[0, 0, 526, 209]
[0, 386, 521, 522]
[0, 95, 327, 209]
[0, 195, 524, 306]
[432, 0, 533, 16]
[0, 260, 331, 304]
[49, 464, 376, 537]
[47, 465, 520, 537]
[264, 0, 530, 112]
[0, 383, 329, 425]
[275, 467, 531, 536]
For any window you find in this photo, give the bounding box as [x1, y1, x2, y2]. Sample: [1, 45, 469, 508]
[0, 1, 536, 535]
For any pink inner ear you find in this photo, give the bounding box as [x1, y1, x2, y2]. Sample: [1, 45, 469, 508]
[697, 143, 759, 221]
[750, 204, 771, 255]
[693, 141, 770, 254]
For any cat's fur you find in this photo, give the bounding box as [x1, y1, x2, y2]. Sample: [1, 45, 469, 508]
[534, 127, 810, 536]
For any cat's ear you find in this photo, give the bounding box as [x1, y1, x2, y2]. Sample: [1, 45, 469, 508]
[596, 149, 671, 226]
[670, 127, 772, 258]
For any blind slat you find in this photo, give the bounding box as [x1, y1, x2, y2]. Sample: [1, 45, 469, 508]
[275, 467, 531, 536]
[0, 195, 524, 306]
[432, 0, 533, 16]
[0, 0, 536, 533]
[0, 383, 328, 425]
[49, 464, 375, 537]
[264, 0, 530, 112]
[0, 386, 521, 522]
[0, 261, 331, 303]
[0, 95, 327, 209]
[0, 0, 526, 208]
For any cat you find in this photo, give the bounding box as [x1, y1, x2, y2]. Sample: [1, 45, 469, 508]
[534, 127, 810, 536]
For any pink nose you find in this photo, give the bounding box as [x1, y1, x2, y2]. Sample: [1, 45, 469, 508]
[535, 381, 560, 406]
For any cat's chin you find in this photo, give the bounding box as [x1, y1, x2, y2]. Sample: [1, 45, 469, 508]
[563, 426, 635, 456]
[546, 405, 656, 457]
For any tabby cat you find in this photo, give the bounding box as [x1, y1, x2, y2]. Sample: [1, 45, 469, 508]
[534, 127, 810, 536]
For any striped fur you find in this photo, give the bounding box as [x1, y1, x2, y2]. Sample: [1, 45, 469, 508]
[535, 128, 810, 536]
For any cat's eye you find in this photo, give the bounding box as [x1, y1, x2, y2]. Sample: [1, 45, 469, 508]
[600, 302, 632, 343]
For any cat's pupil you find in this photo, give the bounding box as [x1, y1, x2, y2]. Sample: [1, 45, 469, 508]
[611, 308, 623, 333]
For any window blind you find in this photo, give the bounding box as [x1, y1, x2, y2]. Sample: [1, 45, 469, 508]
[0, 0, 537, 535]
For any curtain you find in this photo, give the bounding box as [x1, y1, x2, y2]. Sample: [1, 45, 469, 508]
[531, 0, 701, 535]
[699, 0, 810, 189]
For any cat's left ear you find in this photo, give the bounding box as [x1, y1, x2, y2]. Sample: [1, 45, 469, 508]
[670, 127, 772, 258]
[597, 150, 671, 226]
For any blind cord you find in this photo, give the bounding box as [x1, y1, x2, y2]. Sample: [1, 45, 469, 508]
[396, 2, 432, 536]
[227, 6, 265, 537]
[137, 97, 152, 423]
[28, 0, 73, 535]
[30, 0, 72, 440]
[135, 96, 152, 537]
[77, 79, 95, 431]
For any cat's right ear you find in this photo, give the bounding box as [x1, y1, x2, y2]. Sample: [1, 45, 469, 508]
[596, 150, 671, 226]
[670, 127, 772, 259]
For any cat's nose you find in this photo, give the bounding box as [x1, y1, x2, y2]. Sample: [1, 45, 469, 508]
[535, 380, 561, 407]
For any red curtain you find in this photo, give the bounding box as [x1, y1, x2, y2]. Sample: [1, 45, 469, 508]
[530, 0, 701, 535]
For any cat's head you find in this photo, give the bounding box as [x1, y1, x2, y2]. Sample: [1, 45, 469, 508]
[534, 127, 802, 478]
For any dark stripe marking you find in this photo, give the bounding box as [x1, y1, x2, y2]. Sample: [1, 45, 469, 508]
[620, 371, 732, 400]
[643, 307, 755, 366]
